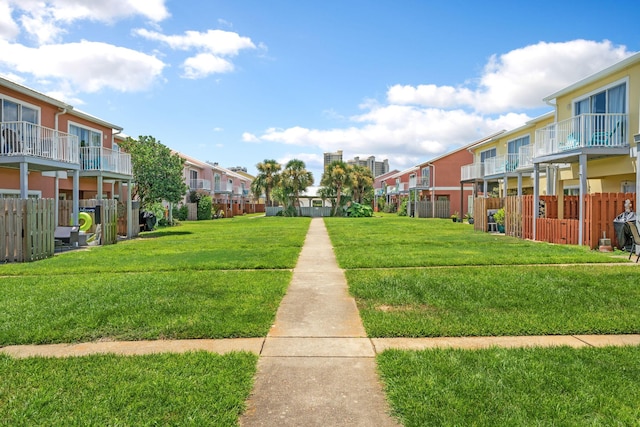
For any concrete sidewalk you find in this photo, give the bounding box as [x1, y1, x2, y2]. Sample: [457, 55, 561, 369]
[239, 218, 400, 426]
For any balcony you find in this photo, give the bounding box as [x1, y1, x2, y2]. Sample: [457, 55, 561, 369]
[461, 163, 484, 181]
[484, 153, 520, 176]
[386, 183, 406, 194]
[409, 176, 430, 188]
[81, 146, 132, 176]
[535, 113, 628, 157]
[189, 179, 212, 191]
[1, 121, 78, 164]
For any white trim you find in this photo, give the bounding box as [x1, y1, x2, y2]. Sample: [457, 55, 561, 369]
[0, 188, 42, 198]
[570, 77, 629, 115]
[0, 94, 41, 124]
[68, 120, 104, 145]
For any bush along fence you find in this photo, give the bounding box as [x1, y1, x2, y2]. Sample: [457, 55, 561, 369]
[1, 198, 55, 263]
[475, 193, 635, 249]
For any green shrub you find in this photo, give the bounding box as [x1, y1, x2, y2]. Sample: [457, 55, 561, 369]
[173, 204, 189, 221]
[398, 198, 408, 216]
[346, 202, 373, 217]
[197, 196, 213, 220]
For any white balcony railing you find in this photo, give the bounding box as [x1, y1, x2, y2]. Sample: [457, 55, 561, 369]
[189, 179, 212, 191]
[535, 113, 628, 156]
[409, 177, 430, 188]
[386, 183, 406, 194]
[81, 146, 132, 176]
[518, 145, 534, 169]
[1, 121, 78, 163]
[484, 153, 520, 176]
[461, 163, 484, 181]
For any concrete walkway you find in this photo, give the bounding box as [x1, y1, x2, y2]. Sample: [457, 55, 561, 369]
[239, 218, 400, 426]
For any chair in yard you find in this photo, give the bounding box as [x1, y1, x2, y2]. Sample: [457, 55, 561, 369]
[626, 221, 640, 263]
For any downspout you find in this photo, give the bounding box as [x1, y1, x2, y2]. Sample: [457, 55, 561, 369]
[54, 108, 68, 226]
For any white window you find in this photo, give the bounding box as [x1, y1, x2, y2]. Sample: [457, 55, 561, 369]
[480, 148, 496, 162]
[69, 124, 101, 148]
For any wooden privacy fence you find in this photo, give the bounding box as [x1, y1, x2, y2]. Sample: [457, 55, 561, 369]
[480, 193, 635, 249]
[473, 197, 503, 232]
[1, 198, 55, 263]
[409, 200, 450, 218]
[59, 199, 119, 245]
[116, 201, 139, 238]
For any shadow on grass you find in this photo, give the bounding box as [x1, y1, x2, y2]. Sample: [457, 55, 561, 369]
[139, 230, 194, 239]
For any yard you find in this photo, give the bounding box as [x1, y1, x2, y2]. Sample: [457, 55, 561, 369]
[325, 216, 640, 426]
[0, 216, 310, 425]
[1, 215, 639, 425]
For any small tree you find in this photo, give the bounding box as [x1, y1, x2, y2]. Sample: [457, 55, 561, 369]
[320, 160, 351, 216]
[119, 135, 187, 210]
[253, 159, 281, 207]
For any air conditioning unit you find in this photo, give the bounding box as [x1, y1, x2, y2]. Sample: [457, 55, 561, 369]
[634, 134, 640, 144]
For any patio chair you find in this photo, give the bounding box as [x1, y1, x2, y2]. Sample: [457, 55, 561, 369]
[590, 120, 621, 146]
[626, 221, 640, 263]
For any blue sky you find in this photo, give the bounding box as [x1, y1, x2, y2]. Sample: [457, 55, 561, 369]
[1, 0, 639, 181]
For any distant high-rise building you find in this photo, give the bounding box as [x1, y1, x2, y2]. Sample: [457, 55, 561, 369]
[323, 150, 343, 169]
[347, 155, 389, 177]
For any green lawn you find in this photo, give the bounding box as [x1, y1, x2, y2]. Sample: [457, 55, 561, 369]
[0, 217, 310, 344]
[0, 352, 257, 426]
[378, 346, 640, 426]
[328, 215, 640, 425]
[1, 216, 310, 276]
[0, 217, 309, 425]
[348, 265, 640, 337]
[324, 216, 626, 268]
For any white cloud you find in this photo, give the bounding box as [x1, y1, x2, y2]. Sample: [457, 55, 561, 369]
[8, 0, 170, 44]
[388, 40, 633, 114]
[135, 28, 257, 78]
[248, 40, 635, 173]
[183, 53, 233, 78]
[0, 3, 20, 40]
[242, 132, 261, 143]
[0, 40, 165, 94]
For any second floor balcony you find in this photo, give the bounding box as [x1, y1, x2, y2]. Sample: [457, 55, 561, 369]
[461, 162, 484, 181]
[189, 179, 212, 191]
[81, 146, 132, 176]
[535, 113, 628, 157]
[409, 176, 430, 188]
[1, 121, 78, 164]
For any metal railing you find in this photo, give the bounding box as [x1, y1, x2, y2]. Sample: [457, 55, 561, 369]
[461, 162, 484, 181]
[189, 179, 212, 191]
[81, 146, 132, 175]
[409, 176, 430, 188]
[535, 113, 628, 156]
[1, 121, 78, 163]
[484, 153, 520, 176]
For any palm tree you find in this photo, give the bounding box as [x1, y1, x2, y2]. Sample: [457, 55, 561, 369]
[253, 159, 281, 207]
[281, 159, 314, 216]
[320, 160, 351, 216]
[349, 164, 374, 204]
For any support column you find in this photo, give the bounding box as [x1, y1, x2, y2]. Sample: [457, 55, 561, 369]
[127, 179, 133, 238]
[517, 173, 523, 196]
[19, 162, 28, 199]
[578, 154, 587, 246]
[97, 175, 103, 199]
[72, 170, 79, 226]
[54, 173, 60, 226]
[533, 163, 539, 240]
